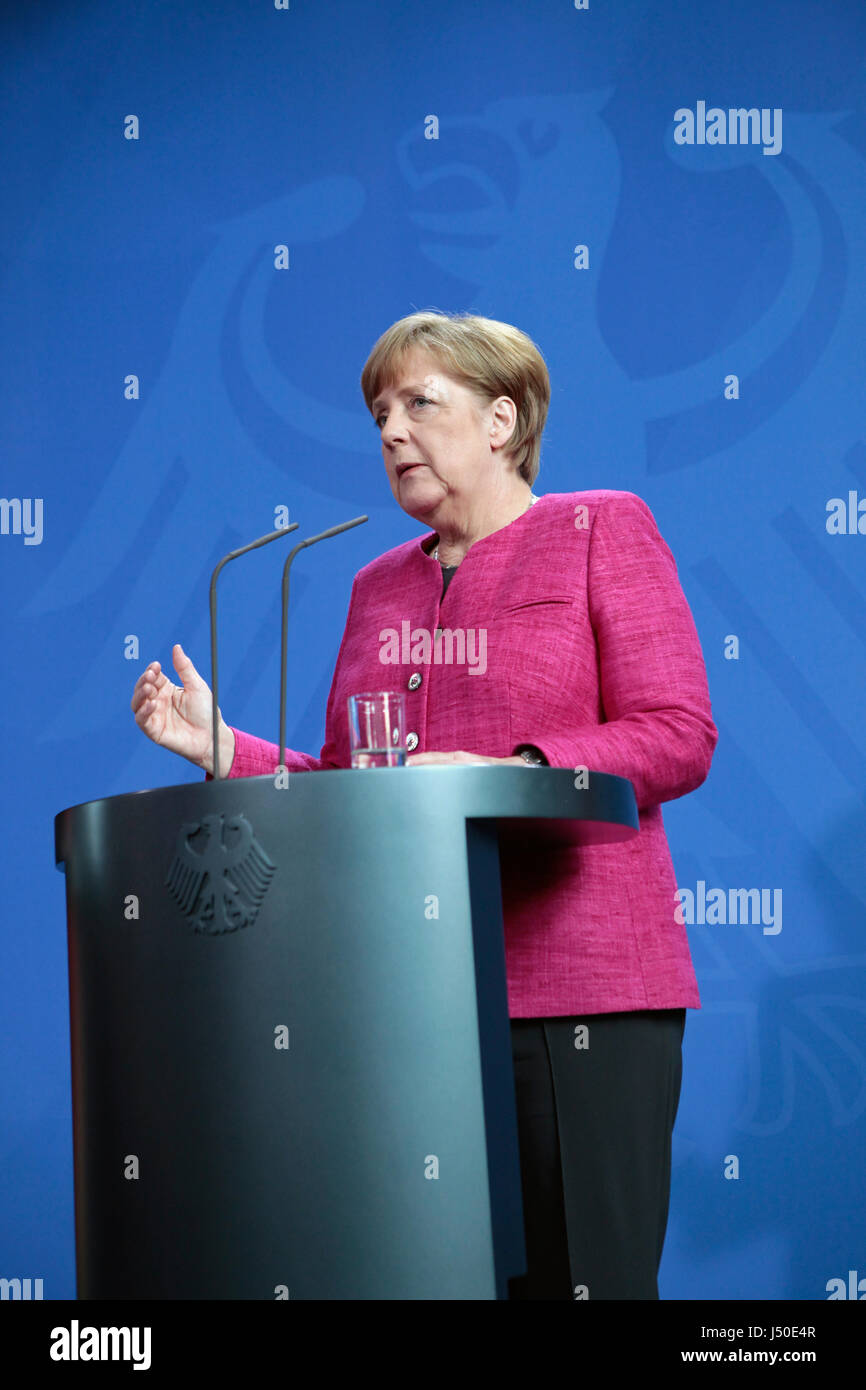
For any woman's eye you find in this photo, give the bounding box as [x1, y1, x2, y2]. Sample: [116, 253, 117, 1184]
[376, 397, 431, 428]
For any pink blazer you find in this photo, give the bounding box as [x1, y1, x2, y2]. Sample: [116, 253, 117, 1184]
[224, 490, 718, 1017]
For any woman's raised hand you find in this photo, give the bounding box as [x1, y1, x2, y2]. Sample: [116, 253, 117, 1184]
[130, 643, 234, 776]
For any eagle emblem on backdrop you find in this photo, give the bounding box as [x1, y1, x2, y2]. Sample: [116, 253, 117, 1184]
[165, 812, 275, 935]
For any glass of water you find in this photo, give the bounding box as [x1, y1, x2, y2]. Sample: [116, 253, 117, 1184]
[347, 692, 407, 768]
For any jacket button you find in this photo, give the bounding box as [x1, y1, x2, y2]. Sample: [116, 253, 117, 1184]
[406, 732, 419, 752]
[408, 672, 422, 690]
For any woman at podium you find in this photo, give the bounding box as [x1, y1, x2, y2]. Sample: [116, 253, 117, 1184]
[131, 310, 717, 1300]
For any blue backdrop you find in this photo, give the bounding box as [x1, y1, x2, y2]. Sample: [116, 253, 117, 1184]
[2, 0, 865, 1301]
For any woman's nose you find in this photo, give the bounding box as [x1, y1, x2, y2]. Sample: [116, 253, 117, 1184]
[382, 410, 409, 444]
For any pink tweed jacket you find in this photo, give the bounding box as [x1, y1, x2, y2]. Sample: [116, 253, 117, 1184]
[223, 490, 717, 1017]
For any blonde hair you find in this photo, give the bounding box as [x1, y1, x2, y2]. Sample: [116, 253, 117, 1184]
[361, 310, 550, 485]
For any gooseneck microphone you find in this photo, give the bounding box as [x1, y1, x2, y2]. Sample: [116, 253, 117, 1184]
[278, 517, 368, 774]
[209, 523, 299, 781]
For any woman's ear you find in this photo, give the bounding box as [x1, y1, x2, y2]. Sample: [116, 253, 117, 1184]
[488, 395, 518, 452]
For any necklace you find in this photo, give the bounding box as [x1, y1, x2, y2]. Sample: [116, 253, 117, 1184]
[432, 493, 539, 562]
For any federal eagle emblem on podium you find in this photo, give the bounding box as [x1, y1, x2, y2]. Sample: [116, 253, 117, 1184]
[165, 812, 275, 934]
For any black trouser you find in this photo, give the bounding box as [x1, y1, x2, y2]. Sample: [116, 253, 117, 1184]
[508, 1009, 686, 1300]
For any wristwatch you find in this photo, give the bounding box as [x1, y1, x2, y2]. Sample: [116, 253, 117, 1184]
[516, 746, 547, 766]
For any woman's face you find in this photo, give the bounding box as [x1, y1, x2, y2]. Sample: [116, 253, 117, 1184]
[371, 347, 514, 522]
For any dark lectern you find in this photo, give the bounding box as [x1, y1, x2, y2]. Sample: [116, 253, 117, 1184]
[55, 766, 638, 1300]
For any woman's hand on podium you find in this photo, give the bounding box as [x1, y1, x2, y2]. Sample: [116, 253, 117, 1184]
[406, 751, 527, 766]
[130, 643, 235, 776]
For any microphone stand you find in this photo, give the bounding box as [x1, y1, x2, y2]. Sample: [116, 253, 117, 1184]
[209, 522, 299, 781]
[277, 517, 368, 774]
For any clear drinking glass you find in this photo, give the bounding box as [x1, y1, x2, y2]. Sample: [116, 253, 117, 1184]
[347, 691, 407, 768]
